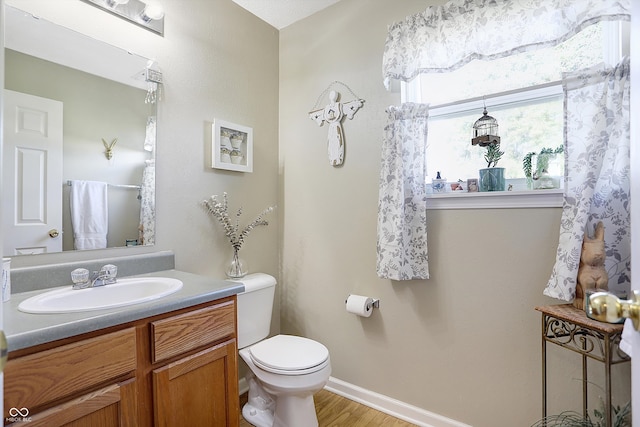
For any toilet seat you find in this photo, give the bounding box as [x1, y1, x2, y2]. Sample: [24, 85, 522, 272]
[249, 335, 329, 376]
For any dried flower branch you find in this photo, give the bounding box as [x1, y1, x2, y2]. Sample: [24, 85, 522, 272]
[202, 193, 275, 251]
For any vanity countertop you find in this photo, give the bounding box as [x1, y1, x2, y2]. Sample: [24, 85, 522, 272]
[3, 269, 244, 352]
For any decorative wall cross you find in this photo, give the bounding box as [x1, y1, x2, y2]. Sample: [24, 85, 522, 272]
[309, 83, 364, 166]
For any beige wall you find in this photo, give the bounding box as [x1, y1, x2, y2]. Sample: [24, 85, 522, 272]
[279, 0, 629, 425]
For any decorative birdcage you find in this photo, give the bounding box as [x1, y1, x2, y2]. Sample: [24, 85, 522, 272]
[471, 106, 500, 147]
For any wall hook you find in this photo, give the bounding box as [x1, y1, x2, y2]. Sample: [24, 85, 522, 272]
[102, 138, 118, 160]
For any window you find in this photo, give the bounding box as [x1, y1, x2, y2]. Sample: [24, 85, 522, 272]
[403, 21, 629, 194]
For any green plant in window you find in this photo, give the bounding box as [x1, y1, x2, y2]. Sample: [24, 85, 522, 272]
[484, 143, 504, 168]
[523, 145, 564, 178]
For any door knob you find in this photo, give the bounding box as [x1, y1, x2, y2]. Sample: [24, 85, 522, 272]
[48, 229, 59, 238]
[588, 290, 640, 330]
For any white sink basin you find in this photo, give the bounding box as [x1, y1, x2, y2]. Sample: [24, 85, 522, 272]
[18, 277, 183, 314]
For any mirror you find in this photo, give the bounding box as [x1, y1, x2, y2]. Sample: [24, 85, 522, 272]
[3, 5, 157, 256]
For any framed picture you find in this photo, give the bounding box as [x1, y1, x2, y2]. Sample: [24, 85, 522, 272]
[467, 178, 479, 192]
[212, 119, 253, 173]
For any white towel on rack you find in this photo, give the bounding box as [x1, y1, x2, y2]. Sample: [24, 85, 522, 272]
[70, 180, 108, 250]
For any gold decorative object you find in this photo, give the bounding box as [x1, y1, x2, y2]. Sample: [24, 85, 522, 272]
[589, 291, 640, 330]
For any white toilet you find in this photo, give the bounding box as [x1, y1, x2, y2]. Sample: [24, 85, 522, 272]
[236, 273, 331, 427]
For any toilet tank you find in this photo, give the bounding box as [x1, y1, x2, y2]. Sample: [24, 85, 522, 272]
[236, 273, 276, 349]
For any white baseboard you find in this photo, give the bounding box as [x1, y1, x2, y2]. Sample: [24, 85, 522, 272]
[323, 377, 472, 427]
[239, 375, 470, 427]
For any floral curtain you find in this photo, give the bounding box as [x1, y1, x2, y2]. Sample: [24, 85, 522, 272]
[377, 103, 430, 280]
[382, 0, 630, 88]
[544, 58, 631, 301]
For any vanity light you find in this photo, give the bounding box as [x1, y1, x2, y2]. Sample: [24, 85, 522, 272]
[80, 0, 164, 36]
[140, 2, 164, 23]
[104, 0, 129, 8]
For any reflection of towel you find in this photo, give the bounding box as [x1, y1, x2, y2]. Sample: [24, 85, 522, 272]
[70, 180, 108, 250]
[620, 318, 633, 358]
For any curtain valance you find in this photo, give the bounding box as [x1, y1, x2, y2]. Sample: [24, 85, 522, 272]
[382, 0, 630, 89]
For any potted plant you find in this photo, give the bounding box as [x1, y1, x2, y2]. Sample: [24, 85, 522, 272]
[479, 143, 505, 191]
[230, 133, 244, 149]
[523, 145, 563, 189]
[530, 400, 630, 427]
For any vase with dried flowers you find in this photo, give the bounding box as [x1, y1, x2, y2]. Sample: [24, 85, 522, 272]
[202, 193, 275, 278]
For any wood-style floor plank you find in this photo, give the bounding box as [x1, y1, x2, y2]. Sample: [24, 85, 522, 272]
[239, 389, 418, 426]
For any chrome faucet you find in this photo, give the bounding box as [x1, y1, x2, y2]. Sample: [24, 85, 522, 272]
[71, 264, 118, 289]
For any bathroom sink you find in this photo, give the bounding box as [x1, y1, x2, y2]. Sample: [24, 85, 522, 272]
[18, 277, 183, 314]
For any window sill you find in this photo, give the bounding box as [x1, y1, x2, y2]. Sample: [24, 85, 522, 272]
[426, 189, 563, 209]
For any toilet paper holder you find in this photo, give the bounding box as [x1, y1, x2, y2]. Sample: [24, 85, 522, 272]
[345, 295, 380, 309]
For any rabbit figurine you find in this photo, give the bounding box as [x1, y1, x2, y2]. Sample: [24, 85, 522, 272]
[573, 221, 608, 310]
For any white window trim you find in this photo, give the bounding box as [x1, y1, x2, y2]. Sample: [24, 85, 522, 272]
[428, 83, 563, 118]
[426, 189, 563, 210]
[416, 84, 565, 209]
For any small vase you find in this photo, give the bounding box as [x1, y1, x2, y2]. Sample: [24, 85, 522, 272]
[226, 248, 248, 279]
[479, 167, 506, 192]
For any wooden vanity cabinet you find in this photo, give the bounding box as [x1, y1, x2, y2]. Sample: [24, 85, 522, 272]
[150, 299, 239, 427]
[4, 296, 239, 427]
[4, 327, 137, 427]
[153, 339, 238, 427]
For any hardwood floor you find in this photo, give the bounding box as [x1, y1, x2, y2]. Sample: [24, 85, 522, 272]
[239, 389, 418, 426]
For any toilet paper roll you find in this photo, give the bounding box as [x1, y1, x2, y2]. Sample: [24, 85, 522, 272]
[346, 294, 374, 317]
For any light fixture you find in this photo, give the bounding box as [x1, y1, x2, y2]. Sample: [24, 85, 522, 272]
[104, 0, 129, 8]
[471, 100, 500, 147]
[140, 2, 164, 23]
[80, 0, 165, 36]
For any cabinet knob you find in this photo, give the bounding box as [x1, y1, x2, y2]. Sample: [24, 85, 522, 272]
[588, 290, 640, 330]
[48, 229, 60, 238]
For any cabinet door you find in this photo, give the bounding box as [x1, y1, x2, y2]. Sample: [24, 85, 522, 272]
[8, 380, 136, 427]
[4, 327, 136, 413]
[152, 339, 239, 427]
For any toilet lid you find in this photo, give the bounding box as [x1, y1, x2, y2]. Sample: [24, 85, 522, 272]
[249, 335, 329, 375]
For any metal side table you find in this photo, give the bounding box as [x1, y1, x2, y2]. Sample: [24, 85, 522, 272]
[535, 304, 630, 427]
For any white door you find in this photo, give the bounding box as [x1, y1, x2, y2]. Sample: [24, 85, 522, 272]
[2, 89, 63, 255]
